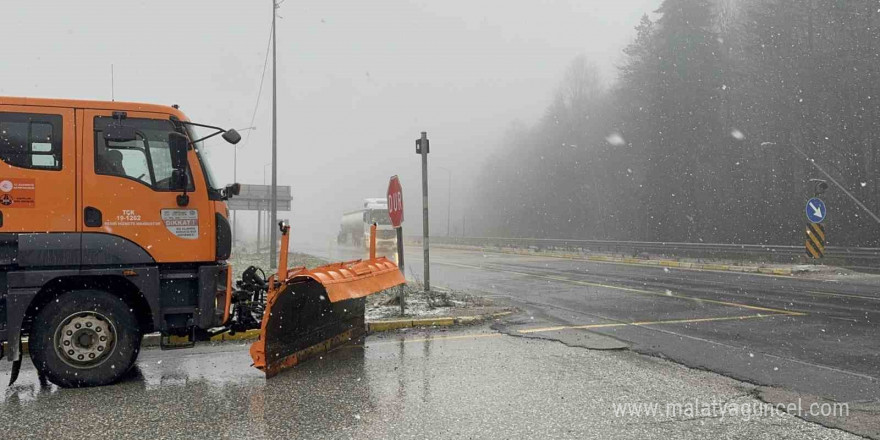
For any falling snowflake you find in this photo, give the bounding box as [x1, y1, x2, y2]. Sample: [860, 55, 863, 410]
[730, 129, 745, 140]
[605, 133, 626, 146]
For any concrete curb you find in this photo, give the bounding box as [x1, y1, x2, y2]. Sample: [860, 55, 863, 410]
[366, 311, 513, 334]
[7, 312, 517, 355]
[141, 328, 264, 347]
[432, 244, 795, 276]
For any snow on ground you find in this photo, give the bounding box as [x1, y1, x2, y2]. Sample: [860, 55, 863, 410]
[229, 251, 504, 321]
[365, 282, 499, 321]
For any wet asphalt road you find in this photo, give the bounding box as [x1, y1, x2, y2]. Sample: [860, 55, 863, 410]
[0, 327, 861, 439]
[299, 241, 880, 436]
[2, 242, 878, 438]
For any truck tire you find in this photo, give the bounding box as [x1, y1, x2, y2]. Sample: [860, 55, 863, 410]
[29, 289, 141, 387]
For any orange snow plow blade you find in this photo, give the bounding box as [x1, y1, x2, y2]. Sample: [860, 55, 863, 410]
[249, 223, 404, 377]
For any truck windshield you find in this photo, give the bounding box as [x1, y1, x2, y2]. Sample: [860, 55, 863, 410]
[368, 209, 391, 225]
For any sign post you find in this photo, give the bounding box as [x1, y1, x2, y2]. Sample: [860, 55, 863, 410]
[387, 175, 405, 315]
[416, 132, 430, 292]
[805, 197, 827, 259]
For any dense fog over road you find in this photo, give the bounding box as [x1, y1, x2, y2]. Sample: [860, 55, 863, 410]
[466, 0, 880, 247]
[7, 0, 871, 247]
[0, 0, 659, 243]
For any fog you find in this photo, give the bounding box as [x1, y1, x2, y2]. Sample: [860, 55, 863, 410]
[0, 0, 659, 245]
[465, 0, 880, 247]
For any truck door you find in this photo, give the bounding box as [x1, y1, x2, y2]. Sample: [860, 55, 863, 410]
[79, 110, 214, 263]
[0, 105, 76, 232]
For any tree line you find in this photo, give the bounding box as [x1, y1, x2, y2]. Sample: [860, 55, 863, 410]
[468, 0, 880, 247]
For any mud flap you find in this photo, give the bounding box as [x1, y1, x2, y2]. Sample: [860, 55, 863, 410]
[8, 340, 21, 386]
[250, 257, 405, 377]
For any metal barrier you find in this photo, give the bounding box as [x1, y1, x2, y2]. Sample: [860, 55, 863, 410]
[409, 236, 880, 271]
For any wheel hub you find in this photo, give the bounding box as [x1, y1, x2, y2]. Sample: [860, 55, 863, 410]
[55, 312, 116, 368]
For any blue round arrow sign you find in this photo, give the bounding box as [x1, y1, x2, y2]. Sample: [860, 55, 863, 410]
[806, 198, 826, 223]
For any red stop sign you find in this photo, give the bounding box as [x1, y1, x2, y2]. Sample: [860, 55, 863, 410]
[387, 175, 404, 228]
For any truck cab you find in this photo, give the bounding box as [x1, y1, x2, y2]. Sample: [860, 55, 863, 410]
[0, 97, 239, 387]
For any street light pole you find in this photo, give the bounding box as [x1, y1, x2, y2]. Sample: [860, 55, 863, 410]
[438, 166, 452, 236]
[270, 0, 279, 269]
[768, 141, 880, 225]
[233, 143, 237, 246]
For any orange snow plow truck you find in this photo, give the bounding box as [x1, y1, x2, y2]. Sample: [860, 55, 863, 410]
[0, 97, 404, 387]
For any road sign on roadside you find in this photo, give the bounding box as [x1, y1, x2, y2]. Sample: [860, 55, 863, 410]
[387, 175, 404, 228]
[805, 223, 825, 258]
[387, 175, 405, 315]
[806, 198, 826, 223]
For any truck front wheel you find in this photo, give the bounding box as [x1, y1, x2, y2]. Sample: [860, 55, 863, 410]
[30, 290, 141, 387]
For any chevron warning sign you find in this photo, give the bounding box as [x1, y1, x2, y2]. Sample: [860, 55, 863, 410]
[805, 223, 825, 259]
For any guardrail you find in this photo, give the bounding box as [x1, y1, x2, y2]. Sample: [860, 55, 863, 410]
[408, 236, 880, 271]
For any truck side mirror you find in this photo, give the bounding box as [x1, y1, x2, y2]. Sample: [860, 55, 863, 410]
[228, 183, 241, 196]
[222, 183, 241, 200]
[168, 132, 190, 206]
[222, 129, 242, 145]
[168, 132, 189, 170]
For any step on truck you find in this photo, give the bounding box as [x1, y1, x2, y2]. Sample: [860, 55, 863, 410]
[0, 97, 404, 387]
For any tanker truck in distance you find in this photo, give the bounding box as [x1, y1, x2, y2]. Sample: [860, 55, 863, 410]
[338, 198, 396, 249]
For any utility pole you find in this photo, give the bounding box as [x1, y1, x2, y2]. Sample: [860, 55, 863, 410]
[270, 0, 278, 269]
[257, 201, 262, 254]
[232, 142, 236, 247]
[416, 132, 430, 292]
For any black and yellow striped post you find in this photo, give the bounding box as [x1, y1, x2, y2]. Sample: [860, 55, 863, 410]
[805, 223, 825, 259]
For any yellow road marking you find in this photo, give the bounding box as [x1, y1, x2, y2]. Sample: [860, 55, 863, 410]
[367, 332, 502, 346]
[438, 261, 805, 316]
[518, 313, 786, 334]
[366, 314, 791, 344]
